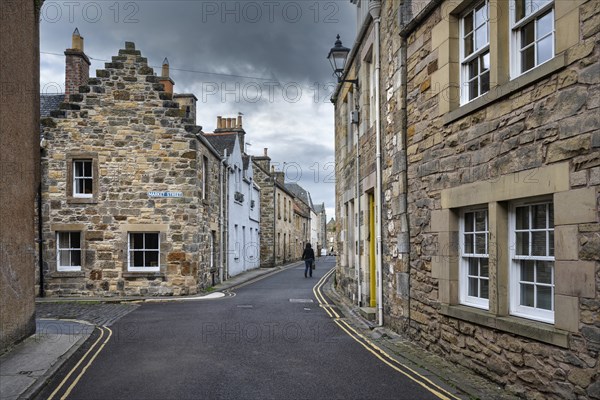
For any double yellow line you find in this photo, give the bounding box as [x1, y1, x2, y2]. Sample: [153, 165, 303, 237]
[313, 267, 462, 400]
[47, 326, 113, 400]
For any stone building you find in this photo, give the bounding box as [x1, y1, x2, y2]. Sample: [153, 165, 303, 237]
[333, 0, 599, 397]
[253, 151, 297, 267]
[205, 116, 260, 278]
[313, 203, 327, 256]
[285, 182, 313, 258]
[0, 0, 42, 353]
[39, 35, 223, 297]
[326, 218, 337, 255]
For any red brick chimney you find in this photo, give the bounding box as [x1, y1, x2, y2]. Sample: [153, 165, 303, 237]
[64, 28, 90, 98]
[159, 57, 174, 94]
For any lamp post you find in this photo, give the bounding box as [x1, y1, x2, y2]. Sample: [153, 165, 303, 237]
[327, 35, 358, 85]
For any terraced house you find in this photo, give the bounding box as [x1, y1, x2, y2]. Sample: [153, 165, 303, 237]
[39, 32, 223, 297]
[332, 0, 599, 397]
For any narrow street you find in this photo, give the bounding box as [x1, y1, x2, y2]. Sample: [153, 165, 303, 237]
[35, 258, 455, 400]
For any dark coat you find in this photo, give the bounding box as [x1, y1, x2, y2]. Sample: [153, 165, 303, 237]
[302, 247, 315, 260]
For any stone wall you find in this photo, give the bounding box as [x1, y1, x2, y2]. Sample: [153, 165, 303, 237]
[380, 0, 600, 397]
[40, 42, 221, 297]
[0, 0, 40, 353]
[253, 158, 275, 267]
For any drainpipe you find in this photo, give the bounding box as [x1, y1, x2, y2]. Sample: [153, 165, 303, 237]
[272, 176, 276, 267]
[37, 183, 44, 297]
[400, 31, 410, 324]
[223, 149, 229, 281]
[355, 104, 362, 307]
[219, 151, 226, 284]
[369, 0, 384, 327]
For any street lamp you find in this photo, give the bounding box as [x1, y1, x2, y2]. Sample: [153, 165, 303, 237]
[327, 35, 358, 85]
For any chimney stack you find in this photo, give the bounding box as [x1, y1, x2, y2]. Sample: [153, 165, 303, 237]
[64, 28, 91, 98]
[217, 116, 223, 129]
[264, 148, 268, 157]
[159, 57, 174, 95]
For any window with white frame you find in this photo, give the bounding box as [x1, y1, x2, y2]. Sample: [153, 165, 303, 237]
[57, 231, 82, 271]
[511, 0, 554, 77]
[128, 232, 160, 272]
[460, 209, 489, 309]
[73, 160, 93, 197]
[460, 0, 490, 104]
[510, 200, 555, 323]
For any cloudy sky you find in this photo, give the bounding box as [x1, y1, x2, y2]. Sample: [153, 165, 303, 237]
[40, 0, 357, 219]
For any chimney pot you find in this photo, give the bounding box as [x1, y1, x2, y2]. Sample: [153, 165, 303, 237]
[217, 116, 222, 129]
[227, 118, 232, 129]
[161, 57, 169, 78]
[264, 148, 268, 157]
[237, 115, 242, 129]
[71, 28, 84, 51]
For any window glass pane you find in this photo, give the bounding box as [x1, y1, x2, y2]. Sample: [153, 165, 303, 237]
[146, 251, 159, 267]
[521, 260, 535, 282]
[475, 3, 486, 27]
[549, 231, 554, 256]
[537, 286, 552, 310]
[132, 251, 144, 267]
[131, 233, 144, 249]
[532, 231, 547, 256]
[469, 277, 478, 297]
[516, 206, 529, 229]
[548, 205, 554, 228]
[464, 34, 474, 57]
[475, 26, 488, 50]
[70, 232, 81, 248]
[475, 233, 486, 254]
[521, 283, 535, 307]
[71, 250, 81, 266]
[74, 161, 83, 177]
[59, 250, 70, 266]
[480, 258, 489, 277]
[515, 0, 526, 21]
[521, 21, 535, 47]
[75, 179, 83, 194]
[464, 233, 474, 253]
[146, 234, 159, 250]
[537, 35, 553, 65]
[469, 258, 479, 276]
[465, 212, 474, 232]
[464, 13, 473, 35]
[84, 161, 92, 177]
[481, 279, 489, 299]
[536, 10, 553, 37]
[83, 179, 93, 194]
[59, 232, 70, 248]
[521, 46, 535, 72]
[481, 72, 490, 94]
[481, 52, 490, 72]
[475, 211, 486, 231]
[468, 59, 478, 80]
[469, 78, 479, 101]
[516, 232, 529, 255]
[532, 204, 547, 229]
[537, 261, 553, 284]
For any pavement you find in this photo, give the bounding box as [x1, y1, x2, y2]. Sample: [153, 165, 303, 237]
[0, 259, 514, 399]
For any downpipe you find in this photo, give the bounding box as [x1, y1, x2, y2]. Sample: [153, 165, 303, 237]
[369, 0, 384, 327]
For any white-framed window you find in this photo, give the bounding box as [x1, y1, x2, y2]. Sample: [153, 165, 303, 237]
[459, 208, 489, 309]
[73, 160, 93, 198]
[56, 231, 82, 271]
[128, 232, 160, 272]
[460, 0, 490, 104]
[234, 224, 239, 260]
[511, 0, 554, 77]
[510, 200, 555, 323]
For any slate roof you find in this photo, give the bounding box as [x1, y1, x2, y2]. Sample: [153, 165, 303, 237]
[204, 133, 237, 157]
[40, 94, 64, 117]
[242, 155, 250, 171]
[285, 182, 312, 208]
[314, 203, 325, 213]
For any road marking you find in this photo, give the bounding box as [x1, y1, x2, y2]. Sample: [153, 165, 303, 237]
[60, 326, 113, 399]
[313, 267, 461, 400]
[47, 327, 105, 400]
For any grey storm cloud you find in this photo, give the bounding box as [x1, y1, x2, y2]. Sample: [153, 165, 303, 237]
[40, 0, 355, 216]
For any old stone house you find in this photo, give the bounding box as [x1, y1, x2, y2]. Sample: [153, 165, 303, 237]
[285, 182, 313, 259]
[253, 152, 297, 267]
[39, 33, 222, 297]
[333, 0, 599, 398]
[313, 203, 327, 256]
[205, 116, 260, 278]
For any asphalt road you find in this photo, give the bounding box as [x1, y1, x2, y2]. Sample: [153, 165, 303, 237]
[38, 257, 442, 400]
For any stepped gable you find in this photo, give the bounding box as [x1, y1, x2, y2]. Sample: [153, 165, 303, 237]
[44, 41, 201, 135]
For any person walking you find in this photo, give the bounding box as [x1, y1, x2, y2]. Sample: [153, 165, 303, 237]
[301, 243, 315, 278]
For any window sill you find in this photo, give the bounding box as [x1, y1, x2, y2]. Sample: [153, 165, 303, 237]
[67, 197, 97, 205]
[443, 53, 566, 126]
[440, 304, 569, 348]
[122, 272, 165, 280]
[50, 271, 85, 278]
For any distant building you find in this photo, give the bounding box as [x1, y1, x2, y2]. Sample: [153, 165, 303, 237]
[285, 182, 313, 258]
[326, 218, 337, 256]
[39, 34, 222, 296]
[205, 116, 260, 278]
[313, 203, 327, 256]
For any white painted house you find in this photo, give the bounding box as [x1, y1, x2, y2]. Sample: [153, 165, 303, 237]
[206, 117, 260, 278]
